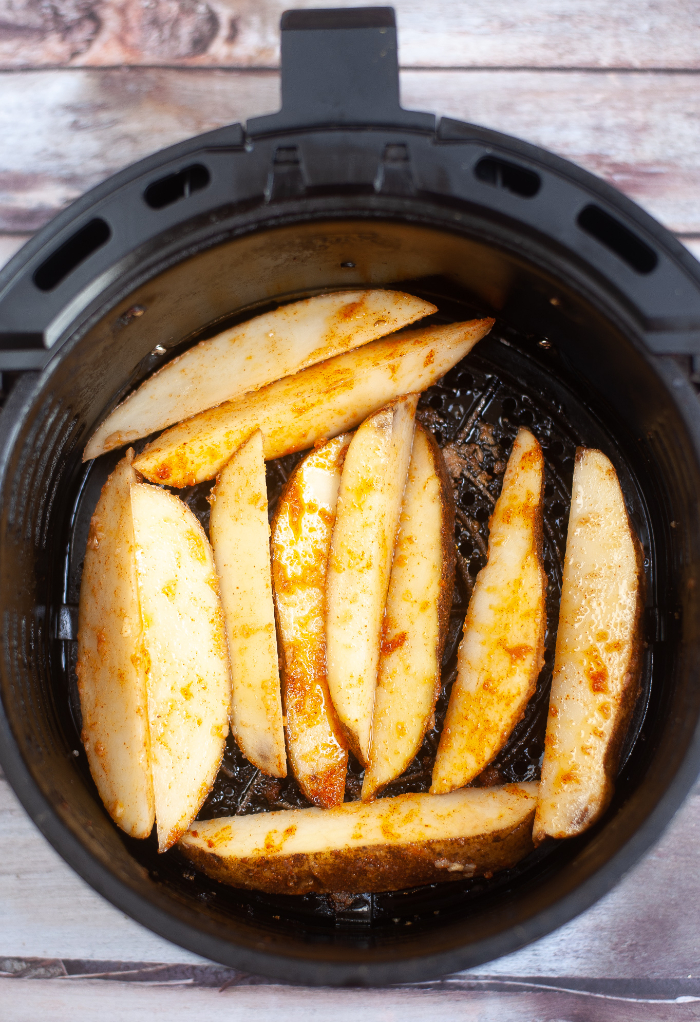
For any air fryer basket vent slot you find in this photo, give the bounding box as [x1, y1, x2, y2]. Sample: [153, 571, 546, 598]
[33, 218, 111, 292]
[474, 156, 541, 198]
[577, 204, 658, 274]
[144, 163, 211, 210]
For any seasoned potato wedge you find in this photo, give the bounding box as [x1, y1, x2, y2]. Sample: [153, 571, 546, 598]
[533, 448, 644, 843]
[210, 429, 286, 778]
[179, 783, 538, 894]
[432, 428, 546, 794]
[76, 450, 154, 839]
[131, 484, 231, 851]
[271, 435, 351, 807]
[84, 290, 435, 461]
[133, 318, 494, 488]
[326, 396, 418, 765]
[362, 426, 455, 800]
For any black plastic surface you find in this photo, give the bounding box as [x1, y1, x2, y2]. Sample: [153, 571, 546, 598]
[34, 219, 112, 293]
[247, 7, 435, 135]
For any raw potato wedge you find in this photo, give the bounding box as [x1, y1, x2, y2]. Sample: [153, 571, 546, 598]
[431, 428, 547, 794]
[271, 435, 351, 807]
[326, 395, 418, 765]
[84, 290, 436, 461]
[179, 783, 538, 894]
[362, 425, 455, 800]
[133, 318, 494, 487]
[533, 449, 644, 843]
[131, 484, 232, 852]
[76, 450, 154, 839]
[210, 429, 286, 778]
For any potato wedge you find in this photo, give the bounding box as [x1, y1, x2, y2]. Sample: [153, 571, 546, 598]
[362, 426, 455, 800]
[431, 428, 546, 794]
[179, 783, 538, 894]
[131, 484, 231, 851]
[84, 290, 435, 461]
[533, 448, 644, 843]
[210, 429, 286, 778]
[271, 435, 351, 807]
[133, 318, 494, 488]
[76, 450, 154, 839]
[326, 395, 418, 765]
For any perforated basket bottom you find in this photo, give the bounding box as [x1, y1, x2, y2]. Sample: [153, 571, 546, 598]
[61, 288, 653, 935]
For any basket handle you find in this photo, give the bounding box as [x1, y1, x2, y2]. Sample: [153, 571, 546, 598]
[247, 7, 435, 135]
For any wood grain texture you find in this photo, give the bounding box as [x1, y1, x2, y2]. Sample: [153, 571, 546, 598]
[0, 68, 277, 231]
[0, 0, 699, 69]
[0, 68, 699, 233]
[3, 974, 700, 1022]
[2, 771, 700, 978]
[0, 233, 30, 267]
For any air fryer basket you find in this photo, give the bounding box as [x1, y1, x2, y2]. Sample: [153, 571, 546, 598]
[2, 7, 700, 987]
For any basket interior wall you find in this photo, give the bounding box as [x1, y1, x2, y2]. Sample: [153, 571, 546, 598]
[2, 218, 699, 964]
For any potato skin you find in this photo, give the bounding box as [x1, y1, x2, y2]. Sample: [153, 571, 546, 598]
[426, 425, 457, 680]
[533, 448, 646, 843]
[181, 813, 534, 895]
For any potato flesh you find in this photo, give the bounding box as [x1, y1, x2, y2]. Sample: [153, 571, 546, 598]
[271, 436, 351, 807]
[133, 318, 494, 488]
[76, 451, 154, 839]
[362, 426, 455, 800]
[432, 428, 546, 794]
[210, 429, 286, 778]
[84, 290, 436, 461]
[533, 449, 644, 842]
[180, 783, 538, 894]
[131, 484, 232, 851]
[326, 396, 418, 765]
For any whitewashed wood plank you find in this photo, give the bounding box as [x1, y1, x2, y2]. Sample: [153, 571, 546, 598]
[0, 68, 698, 234]
[0, 0, 698, 70]
[0, 234, 30, 268]
[0, 68, 279, 231]
[681, 237, 700, 263]
[2, 975, 700, 1022]
[400, 69, 700, 236]
[1, 977, 694, 1017]
[2, 771, 700, 978]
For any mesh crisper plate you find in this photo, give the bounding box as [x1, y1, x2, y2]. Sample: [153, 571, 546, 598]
[59, 287, 653, 937]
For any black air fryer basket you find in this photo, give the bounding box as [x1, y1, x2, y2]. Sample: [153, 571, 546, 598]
[2, 7, 700, 987]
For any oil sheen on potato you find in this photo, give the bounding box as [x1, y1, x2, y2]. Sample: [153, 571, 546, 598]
[431, 428, 547, 794]
[271, 435, 351, 808]
[534, 448, 644, 842]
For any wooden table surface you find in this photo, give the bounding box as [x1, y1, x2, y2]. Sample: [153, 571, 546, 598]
[1, 2, 700, 1018]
